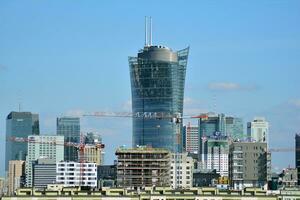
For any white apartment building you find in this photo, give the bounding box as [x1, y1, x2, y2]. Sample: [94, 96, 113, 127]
[183, 124, 199, 153]
[170, 153, 193, 189]
[56, 161, 97, 187]
[247, 117, 269, 143]
[201, 136, 229, 177]
[25, 135, 64, 187]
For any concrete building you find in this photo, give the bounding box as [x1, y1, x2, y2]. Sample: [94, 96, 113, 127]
[25, 135, 64, 187]
[5, 111, 39, 171]
[170, 153, 193, 189]
[229, 142, 271, 190]
[182, 124, 199, 154]
[80, 144, 105, 166]
[32, 158, 56, 188]
[57, 117, 80, 161]
[115, 147, 171, 187]
[296, 133, 300, 185]
[200, 134, 229, 177]
[129, 19, 189, 153]
[247, 117, 269, 143]
[8, 160, 25, 195]
[56, 161, 97, 187]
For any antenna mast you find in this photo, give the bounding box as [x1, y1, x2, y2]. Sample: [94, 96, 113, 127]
[149, 17, 152, 46]
[145, 16, 148, 46]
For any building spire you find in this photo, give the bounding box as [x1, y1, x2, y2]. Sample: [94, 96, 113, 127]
[144, 16, 153, 47]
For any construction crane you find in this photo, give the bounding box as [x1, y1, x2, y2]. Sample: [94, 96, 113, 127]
[8, 135, 105, 187]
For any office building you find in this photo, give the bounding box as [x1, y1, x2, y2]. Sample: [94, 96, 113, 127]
[200, 134, 229, 177]
[57, 117, 80, 161]
[8, 160, 25, 195]
[278, 168, 298, 187]
[80, 144, 105, 166]
[85, 132, 102, 144]
[5, 111, 39, 171]
[198, 113, 243, 161]
[229, 142, 270, 190]
[170, 153, 193, 189]
[183, 124, 199, 153]
[56, 161, 97, 187]
[247, 117, 269, 143]
[97, 165, 117, 188]
[32, 158, 56, 189]
[115, 146, 171, 187]
[25, 135, 64, 187]
[129, 18, 189, 153]
[296, 133, 300, 185]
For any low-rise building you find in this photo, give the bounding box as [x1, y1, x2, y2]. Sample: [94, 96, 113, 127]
[8, 160, 25, 195]
[32, 158, 56, 188]
[56, 161, 97, 187]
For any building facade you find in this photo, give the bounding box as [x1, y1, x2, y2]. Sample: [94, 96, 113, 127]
[8, 160, 25, 195]
[32, 158, 56, 188]
[170, 153, 193, 189]
[129, 27, 189, 153]
[198, 113, 243, 162]
[25, 135, 64, 187]
[80, 144, 105, 166]
[115, 147, 171, 187]
[56, 161, 97, 187]
[229, 142, 270, 190]
[200, 135, 229, 177]
[57, 117, 80, 161]
[5, 111, 39, 171]
[295, 133, 300, 185]
[247, 117, 269, 143]
[183, 124, 199, 154]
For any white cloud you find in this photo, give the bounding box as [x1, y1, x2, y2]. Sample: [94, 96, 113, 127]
[65, 109, 85, 117]
[208, 82, 257, 91]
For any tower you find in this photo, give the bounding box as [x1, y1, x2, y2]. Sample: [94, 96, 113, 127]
[5, 111, 40, 171]
[129, 17, 189, 152]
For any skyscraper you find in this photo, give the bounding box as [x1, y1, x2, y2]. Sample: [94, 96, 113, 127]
[183, 124, 199, 153]
[296, 133, 300, 185]
[57, 117, 80, 161]
[247, 117, 269, 143]
[25, 135, 64, 187]
[129, 18, 189, 152]
[5, 111, 40, 171]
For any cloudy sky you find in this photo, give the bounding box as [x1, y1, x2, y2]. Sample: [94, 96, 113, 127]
[0, 0, 300, 175]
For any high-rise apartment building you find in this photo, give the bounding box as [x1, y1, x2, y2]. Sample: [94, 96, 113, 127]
[200, 135, 229, 177]
[5, 111, 39, 170]
[32, 158, 57, 189]
[247, 117, 269, 143]
[198, 113, 243, 160]
[8, 160, 25, 195]
[170, 153, 193, 189]
[25, 135, 64, 187]
[115, 147, 171, 187]
[129, 18, 189, 153]
[229, 142, 270, 190]
[183, 124, 199, 153]
[56, 161, 97, 187]
[296, 134, 300, 185]
[57, 117, 80, 161]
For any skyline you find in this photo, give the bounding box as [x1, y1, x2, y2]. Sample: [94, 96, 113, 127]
[1, 0, 300, 176]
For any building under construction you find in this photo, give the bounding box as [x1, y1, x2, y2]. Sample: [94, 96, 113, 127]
[115, 147, 171, 187]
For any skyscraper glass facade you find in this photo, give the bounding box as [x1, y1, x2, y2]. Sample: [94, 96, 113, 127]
[57, 117, 80, 161]
[5, 112, 40, 171]
[129, 45, 189, 153]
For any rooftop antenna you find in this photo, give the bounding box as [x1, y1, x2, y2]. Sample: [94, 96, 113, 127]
[144, 16, 148, 46]
[149, 17, 152, 46]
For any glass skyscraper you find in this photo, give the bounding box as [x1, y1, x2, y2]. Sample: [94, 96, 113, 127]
[5, 111, 40, 171]
[57, 117, 80, 161]
[129, 45, 189, 153]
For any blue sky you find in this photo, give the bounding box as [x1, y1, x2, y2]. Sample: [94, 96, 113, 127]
[0, 0, 300, 175]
